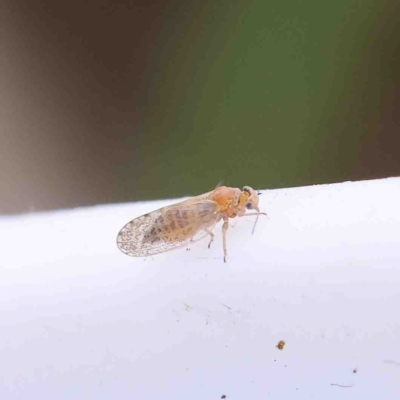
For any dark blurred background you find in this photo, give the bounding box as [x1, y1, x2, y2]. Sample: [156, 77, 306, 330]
[1, 0, 399, 214]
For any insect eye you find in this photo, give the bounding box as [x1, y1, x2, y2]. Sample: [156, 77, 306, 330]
[246, 203, 253, 210]
[243, 186, 251, 195]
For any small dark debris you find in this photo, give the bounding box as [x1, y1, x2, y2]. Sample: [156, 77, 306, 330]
[221, 303, 232, 311]
[221, 395, 226, 399]
[353, 368, 357, 374]
[330, 383, 353, 388]
[384, 359, 400, 367]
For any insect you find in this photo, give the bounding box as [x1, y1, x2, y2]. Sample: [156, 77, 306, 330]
[116, 186, 266, 262]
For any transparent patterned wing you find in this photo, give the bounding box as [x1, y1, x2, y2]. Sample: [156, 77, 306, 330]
[116, 200, 219, 257]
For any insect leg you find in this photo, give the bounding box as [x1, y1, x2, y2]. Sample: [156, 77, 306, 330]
[238, 212, 267, 217]
[222, 218, 229, 262]
[238, 211, 267, 234]
[205, 229, 214, 248]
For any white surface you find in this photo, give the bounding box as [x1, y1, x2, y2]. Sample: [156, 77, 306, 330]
[1, 178, 400, 399]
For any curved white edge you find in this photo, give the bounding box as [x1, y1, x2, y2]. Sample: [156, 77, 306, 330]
[1, 177, 400, 399]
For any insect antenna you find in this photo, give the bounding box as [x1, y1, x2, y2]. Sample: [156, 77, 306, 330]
[252, 211, 260, 235]
[251, 210, 267, 234]
[214, 180, 224, 190]
[250, 188, 264, 233]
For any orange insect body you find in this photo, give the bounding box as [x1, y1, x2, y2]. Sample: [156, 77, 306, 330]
[209, 186, 252, 217]
[117, 186, 265, 262]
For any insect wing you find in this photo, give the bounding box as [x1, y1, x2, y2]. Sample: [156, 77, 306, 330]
[117, 200, 219, 257]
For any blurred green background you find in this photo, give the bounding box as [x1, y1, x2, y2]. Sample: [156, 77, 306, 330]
[1, 0, 399, 214]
